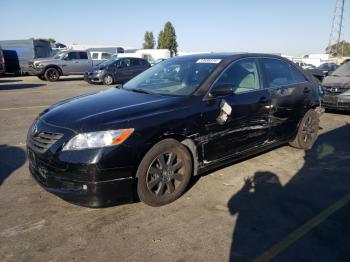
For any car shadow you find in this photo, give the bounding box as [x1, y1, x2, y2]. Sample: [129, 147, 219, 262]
[227, 124, 350, 261]
[0, 145, 27, 186]
[0, 83, 46, 91]
[0, 79, 23, 83]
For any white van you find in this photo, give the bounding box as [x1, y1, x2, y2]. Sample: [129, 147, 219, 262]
[90, 51, 112, 61]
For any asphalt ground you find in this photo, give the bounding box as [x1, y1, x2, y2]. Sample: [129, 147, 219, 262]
[0, 75, 350, 262]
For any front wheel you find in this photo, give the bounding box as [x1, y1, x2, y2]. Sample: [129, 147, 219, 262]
[137, 139, 193, 206]
[103, 74, 114, 85]
[44, 68, 60, 82]
[289, 109, 320, 150]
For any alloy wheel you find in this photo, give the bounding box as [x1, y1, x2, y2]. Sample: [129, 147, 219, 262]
[46, 69, 59, 81]
[104, 75, 113, 85]
[301, 115, 316, 143]
[146, 152, 185, 196]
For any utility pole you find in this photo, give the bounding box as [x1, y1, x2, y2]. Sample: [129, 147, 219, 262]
[328, 0, 346, 57]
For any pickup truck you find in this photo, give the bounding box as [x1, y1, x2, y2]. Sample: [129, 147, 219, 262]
[29, 50, 102, 81]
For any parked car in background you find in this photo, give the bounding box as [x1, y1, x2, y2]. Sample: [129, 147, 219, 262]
[27, 53, 323, 207]
[295, 61, 316, 70]
[29, 50, 104, 81]
[84, 57, 150, 85]
[306, 68, 325, 82]
[0, 46, 5, 75]
[322, 62, 350, 111]
[90, 51, 112, 61]
[0, 39, 52, 74]
[317, 62, 338, 76]
[117, 49, 171, 64]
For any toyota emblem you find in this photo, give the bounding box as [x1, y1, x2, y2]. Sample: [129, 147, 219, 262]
[331, 87, 338, 93]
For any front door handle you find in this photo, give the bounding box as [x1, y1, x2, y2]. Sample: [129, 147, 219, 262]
[304, 87, 310, 93]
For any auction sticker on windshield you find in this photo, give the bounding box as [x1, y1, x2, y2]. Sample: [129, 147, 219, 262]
[196, 59, 222, 64]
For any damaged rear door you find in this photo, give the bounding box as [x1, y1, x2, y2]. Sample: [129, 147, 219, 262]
[260, 58, 309, 141]
[200, 58, 271, 163]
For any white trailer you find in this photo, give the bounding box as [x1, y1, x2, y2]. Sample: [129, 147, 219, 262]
[117, 49, 171, 64]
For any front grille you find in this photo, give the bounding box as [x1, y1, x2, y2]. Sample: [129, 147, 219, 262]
[324, 86, 350, 95]
[29, 131, 63, 154]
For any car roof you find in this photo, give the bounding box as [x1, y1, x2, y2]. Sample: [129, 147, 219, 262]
[174, 52, 285, 60]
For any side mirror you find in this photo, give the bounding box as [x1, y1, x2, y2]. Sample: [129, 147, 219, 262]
[209, 84, 234, 98]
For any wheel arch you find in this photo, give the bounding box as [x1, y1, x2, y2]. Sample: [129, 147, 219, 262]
[44, 65, 63, 75]
[135, 134, 199, 177]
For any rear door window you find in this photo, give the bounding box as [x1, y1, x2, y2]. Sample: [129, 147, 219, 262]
[262, 58, 305, 87]
[131, 59, 141, 67]
[91, 53, 98, 59]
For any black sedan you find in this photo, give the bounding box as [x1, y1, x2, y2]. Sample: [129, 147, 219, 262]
[27, 53, 323, 207]
[84, 57, 150, 85]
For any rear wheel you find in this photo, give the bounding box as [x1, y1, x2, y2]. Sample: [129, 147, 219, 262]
[137, 139, 192, 206]
[289, 109, 319, 150]
[103, 74, 114, 85]
[44, 68, 60, 82]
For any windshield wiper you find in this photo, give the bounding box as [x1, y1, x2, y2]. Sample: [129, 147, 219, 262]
[129, 88, 153, 94]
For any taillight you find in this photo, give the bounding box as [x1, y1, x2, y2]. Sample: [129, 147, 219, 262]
[0, 54, 4, 64]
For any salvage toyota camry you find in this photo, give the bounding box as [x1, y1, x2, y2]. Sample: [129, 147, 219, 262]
[27, 53, 323, 207]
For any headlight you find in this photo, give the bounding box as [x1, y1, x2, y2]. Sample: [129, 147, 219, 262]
[62, 129, 134, 151]
[94, 69, 104, 74]
[34, 63, 44, 68]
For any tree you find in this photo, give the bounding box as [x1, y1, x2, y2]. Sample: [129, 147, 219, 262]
[326, 40, 350, 57]
[142, 31, 155, 49]
[157, 30, 165, 49]
[157, 21, 178, 56]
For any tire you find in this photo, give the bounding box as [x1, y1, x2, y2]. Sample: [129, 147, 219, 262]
[44, 68, 60, 82]
[103, 74, 114, 85]
[289, 109, 320, 150]
[37, 75, 46, 81]
[137, 139, 193, 206]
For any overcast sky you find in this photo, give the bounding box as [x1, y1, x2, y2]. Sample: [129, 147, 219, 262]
[1, 0, 349, 56]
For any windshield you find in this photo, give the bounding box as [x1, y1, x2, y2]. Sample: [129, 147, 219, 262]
[98, 58, 118, 67]
[331, 62, 350, 77]
[123, 57, 220, 96]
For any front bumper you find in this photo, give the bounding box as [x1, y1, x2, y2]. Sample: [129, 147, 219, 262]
[26, 119, 137, 207]
[84, 72, 103, 83]
[28, 149, 135, 207]
[27, 66, 44, 76]
[322, 95, 350, 111]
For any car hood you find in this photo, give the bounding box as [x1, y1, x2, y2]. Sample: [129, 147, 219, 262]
[32, 57, 61, 64]
[40, 88, 185, 132]
[322, 76, 350, 87]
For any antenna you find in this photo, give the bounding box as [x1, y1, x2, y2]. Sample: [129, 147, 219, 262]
[328, 0, 346, 57]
